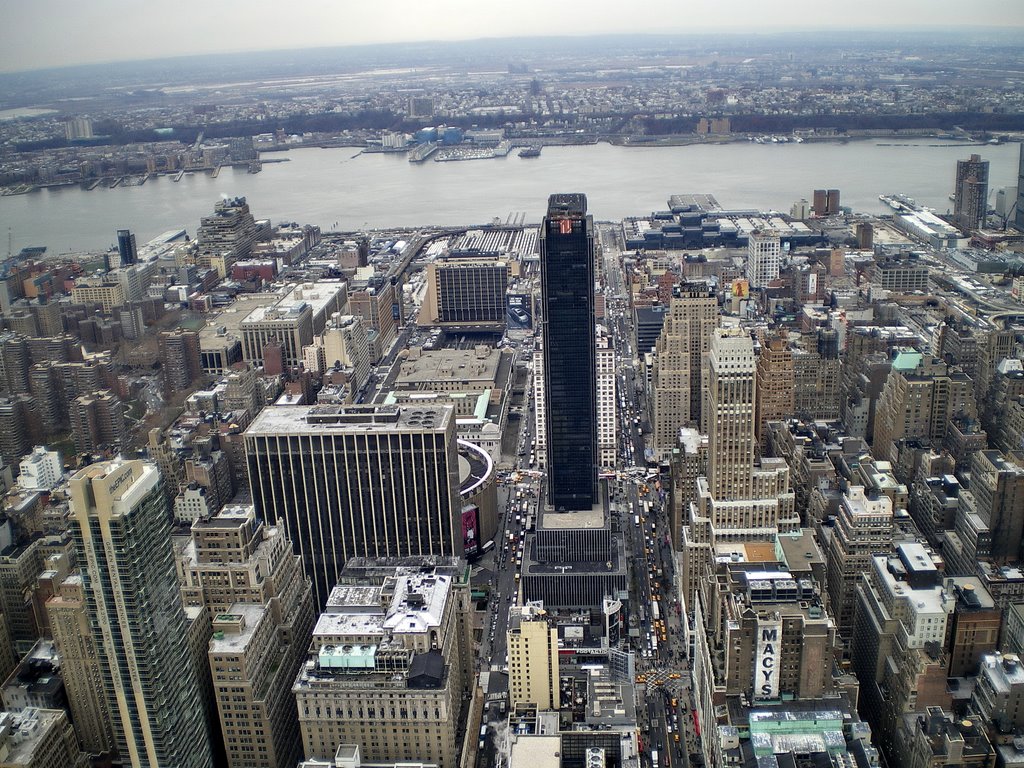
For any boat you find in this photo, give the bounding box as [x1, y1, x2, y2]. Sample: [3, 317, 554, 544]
[518, 147, 541, 158]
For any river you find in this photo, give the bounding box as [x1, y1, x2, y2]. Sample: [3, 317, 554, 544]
[0, 139, 1020, 255]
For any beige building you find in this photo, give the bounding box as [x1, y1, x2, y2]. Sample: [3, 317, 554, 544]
[679, 328, 797, 610]
[293, 560, 471, 768]
[651, 284, 718, 457]
[71, 278, 126, 313]
[825, 486, 894, 639]
[873, 350, 976, 464]
[507, 603, 560, 711]
[45, 575, 115, 755]
[0, 708, 86, 768]
[178, 504, 315, 768]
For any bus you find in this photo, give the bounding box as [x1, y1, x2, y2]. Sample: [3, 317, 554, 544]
[652, 601, 660, 621]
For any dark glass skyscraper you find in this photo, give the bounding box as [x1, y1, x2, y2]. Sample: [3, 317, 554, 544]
[540, 193, 597, 510]
[116, 229, 137, 266]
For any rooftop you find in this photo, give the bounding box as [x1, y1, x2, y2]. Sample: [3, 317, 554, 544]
[245, 403, 453, 436]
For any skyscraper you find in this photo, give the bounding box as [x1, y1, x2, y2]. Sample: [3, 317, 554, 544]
[540, 193, 597, 511]
[954, 153, 989, 231]
[652, 283, 719, 457]
[745, 230, 782, 288]
[116, 229, 137, 266]
[69, 460, 214, 768]
[706, 328, 757, 500]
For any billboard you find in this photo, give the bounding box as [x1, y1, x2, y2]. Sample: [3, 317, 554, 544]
[461, 506, 480, 557]
[731, 279, 749, 299]
[506, 293, 533, 330]
[755, 617, 782, 700]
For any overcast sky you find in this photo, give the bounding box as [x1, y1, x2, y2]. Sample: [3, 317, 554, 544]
[2, 0, 1023, 73]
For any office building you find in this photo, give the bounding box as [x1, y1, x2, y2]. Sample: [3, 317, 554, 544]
[746, 230, 782, 288]
[245, 404, 461, 608]
[825, 486, 895, 639]
[507, 603, 560, 711]
[293, 560, 470, 768]
[540, 194, 597, 511]
[64, 117, 93, 141]
[197, 197, 260, 277]
[46, 574, 116, 755]
[954, 154, 989, 231]
[945, 579, 1001, 677]
[872, 252, 929, 293]
[69, 460, 214, 768]
[116, 229, 137, 267]
[180, 505, 314, 768]
[1, 640, 64, 712]
[679, 329, 797, 608]
[652, 283, 718, 456]
[961, 450, 1024, 564]
[707, 328, 757, 499]
[972, 652, 1024, 733]
[422, 257, 510, 329]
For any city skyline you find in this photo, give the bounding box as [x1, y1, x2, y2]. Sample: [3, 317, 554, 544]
[1, 2, 1023, 74]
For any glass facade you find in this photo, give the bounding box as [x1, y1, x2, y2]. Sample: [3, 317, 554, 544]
[540, 193, 597, 510]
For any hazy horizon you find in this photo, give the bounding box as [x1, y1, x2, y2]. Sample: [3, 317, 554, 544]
[2, 0, 1024, 75]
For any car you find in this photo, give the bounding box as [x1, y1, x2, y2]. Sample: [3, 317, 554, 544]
[669, 673, 681, 680]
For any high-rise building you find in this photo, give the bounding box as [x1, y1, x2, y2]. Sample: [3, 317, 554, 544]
[825, 486, 894, 639]
[707, 328, 757, 500]
[179, 505, 314, 768]
[159, 329, 203, 395]
[595, 325, 617, 468]
[46, 574, 116, 755]
[745, 230, 782, 289]
[539, 193, 597, 511]
[116, 229, 137, 267]
[872, 351, 976, 464]
[813, 189, 841, 216]
[69, 390, 125, 454]
[197, 197, 260, 277]
[679, 328, 797, 607]
[954, 153, 989, 231]
[69, 460, 214, 768]
[652, 283, 718, 456]
[755, 333, 795, 452]
[293, 559, 470, 768]
[507, 603, 560, 711]
[852, 543, 956, 760]
[244, 404, 462, 608]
